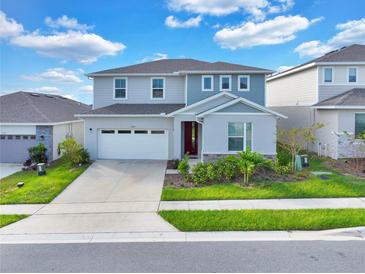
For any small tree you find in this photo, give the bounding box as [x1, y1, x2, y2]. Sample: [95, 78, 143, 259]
[278, 123, 323, 173]
[58, 138, 89, 165]
[238, 150, 268, 185]
[28, 143, 47, 164]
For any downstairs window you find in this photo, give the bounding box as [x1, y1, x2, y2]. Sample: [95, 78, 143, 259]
[228, 122, 252, 151]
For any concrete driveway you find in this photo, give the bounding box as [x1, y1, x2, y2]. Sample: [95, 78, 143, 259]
[0, 160, 177, 235]
[0, 163, 22, 179]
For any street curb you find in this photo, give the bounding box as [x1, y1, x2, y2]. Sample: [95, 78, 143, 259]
[1, 227, 364, 244]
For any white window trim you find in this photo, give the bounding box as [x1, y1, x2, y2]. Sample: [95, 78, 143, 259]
[355, 112, 365, 138]
[227, 122, 252, 152]
[322, 67, 333, 84]
[347, 67, 358, 83]
[151, 77, 165, 100]
[237, 75, 250, 92]
[113, 77, 128, 100]
[202, 75, 214, 91]
[220, 75, 232, 91]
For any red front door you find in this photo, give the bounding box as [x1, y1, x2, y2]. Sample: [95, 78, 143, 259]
[184, 121, 198, 156]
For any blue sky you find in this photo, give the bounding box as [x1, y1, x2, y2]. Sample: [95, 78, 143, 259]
[1, 0, 364, 104]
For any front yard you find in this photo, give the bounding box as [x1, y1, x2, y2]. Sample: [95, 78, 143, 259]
[162, 157, 365, 201]
[0, 158, 90, 204]
[159, 209, 365, 231]
[0, 215, 28, 228]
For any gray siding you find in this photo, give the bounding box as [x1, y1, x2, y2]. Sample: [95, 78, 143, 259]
[217, 103, 260, 113]
[269, 106, 315, 130]
[318, 85, 365, 102]
[93, 76, 185, 109]
[187, 74, 265, 105]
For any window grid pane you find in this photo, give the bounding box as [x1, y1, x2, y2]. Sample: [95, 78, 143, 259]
[221, 77, 230, 89]
[228, 137, 243, 151]
[355, 114, 365, 136]
[203, 77, 212, 90]
[239, 77, 248, 89]
[115, 79, 126, 88]
[228, 122, 244, 136]
[115, 88, 126, 98]
[349, 68, 357, 82]
[152, 89, 164, 98]
[153, 79, 164, 88]
[324, 68, 332, 82]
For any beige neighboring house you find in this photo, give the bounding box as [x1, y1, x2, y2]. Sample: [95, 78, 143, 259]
[0, 91, 90, 163]
[266, 44, 365, 159]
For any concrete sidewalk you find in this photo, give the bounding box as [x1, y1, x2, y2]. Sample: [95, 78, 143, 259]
[159, 197, 365, 210]
[1, 227, 364, 244]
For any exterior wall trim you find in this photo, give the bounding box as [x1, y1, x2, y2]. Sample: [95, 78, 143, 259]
[0, 120, 84, 126]
[201, 75, 214, 91]
[313, 106, 365, 109]
[76, 114, 168, 118]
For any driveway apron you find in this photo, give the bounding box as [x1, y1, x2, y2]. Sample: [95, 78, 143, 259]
[0, 160, 177, 234]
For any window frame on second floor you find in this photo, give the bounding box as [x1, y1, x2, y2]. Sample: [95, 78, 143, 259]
[151, 77, 165, 100]
[201, 75, 214, 91]
[113, 77, 128, 100]
[347, 67, 358, 83]
[323, 67, 333, 84]
[237, 75, 250, 92]
[220, 75, 232, 91]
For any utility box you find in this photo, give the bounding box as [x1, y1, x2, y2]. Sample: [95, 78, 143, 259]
[301, 155, 309, 168]
[37, 163, 46, 176]
[295, 155, 302, 171]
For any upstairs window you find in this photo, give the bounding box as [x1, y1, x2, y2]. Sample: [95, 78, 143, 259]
[228, 122, 252, 151]
[220, 75, 231, 91]
[323, 67, 333, 83]
[202, 75, 213, 91]
[114, 78, 127, 99]
[355, 113, 365, 137]
[151, 78, 165, 99]
[238, 75, 250, 91]
[348, 67, 357, 83]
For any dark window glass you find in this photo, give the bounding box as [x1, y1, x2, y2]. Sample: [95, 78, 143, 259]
[203, 77, 212, 90]
[30, 136, 36, 140]
[0, 135, 5, 140]
[239, 77, 248, 90]
[349, 68, 357, 82]
[152, 78, 164, 98]
[101, 130, 115, 134]
[118, 130, 131, 134]
[221, 77, 230, 90]
[151, 130, 165, 134]
[115, 79, 126, 99]
[134, 130, 148, 134]
[228, 137, 243, 151]
[7, 135, 13, 140]
[23, 136, 29, 140]
[15, 135, 21, 140]
[324, 68, 332, 82]
[355, 114, 365, 136]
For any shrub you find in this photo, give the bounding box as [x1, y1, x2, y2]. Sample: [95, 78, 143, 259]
[214, 156, 240, 182]
[191, 162, 209, 185]
[178, 154, 190, 181]
[269, 160, 292, 175]
[58, 138, 89, 166]
[28, 143, 48, 164]
[238, 150, 268, 185]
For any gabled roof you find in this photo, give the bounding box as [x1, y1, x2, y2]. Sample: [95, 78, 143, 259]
[77, 103, 185, 117]
[0, 91, 91, 124]
[268, 44, 365, 81]
[313, 88, 365, 109]
[88, 59, 272, 76]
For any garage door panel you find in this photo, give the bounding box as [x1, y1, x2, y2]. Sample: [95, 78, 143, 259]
[0, 136, 36, 163]
[98, 129, 168, 160]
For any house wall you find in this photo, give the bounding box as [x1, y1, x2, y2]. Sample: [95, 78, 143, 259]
[317, 65, 365, 101]
[269, 106, 315, 130]
[52, 121, 84, 160]
[83, 117, 174, 159]
[202, 114, 277, 158]
[187, 74, 266, 105]
[0, 125, 36, 135]
[36, 126, 53, 162]
[266, 67, 318, 107]
[93, 76, 185, 109]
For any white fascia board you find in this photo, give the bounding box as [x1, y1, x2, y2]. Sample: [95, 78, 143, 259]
[267, 62, 316, 81]
[0, 120, 83, 126]
[167, 92, 238, 117]
[312, 105, 365, 109]
[197, 97, 288, 119]
[86, 72, 180, 77]
[317, 62, 365, 65]
[75, 114, 168, 118]
[178, 70, 273, 75]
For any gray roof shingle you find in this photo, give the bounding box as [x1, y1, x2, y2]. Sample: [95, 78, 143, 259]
[0, 91, 91, 123]
[80, 103, 185, 115]
[314, 88, 365, 107]
[88, 59, 272, 75]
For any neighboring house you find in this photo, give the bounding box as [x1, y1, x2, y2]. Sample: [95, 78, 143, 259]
[0, 92, 91, 163]
[77, 59, 286, 161]
[266, 44, 365, 159]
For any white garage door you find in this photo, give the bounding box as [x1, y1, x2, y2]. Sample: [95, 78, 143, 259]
[98, 129, 168, 160]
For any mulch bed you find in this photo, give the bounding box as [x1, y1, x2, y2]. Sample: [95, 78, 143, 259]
[325, 159, 365, 178]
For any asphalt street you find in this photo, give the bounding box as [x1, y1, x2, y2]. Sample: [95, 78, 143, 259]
[1, 241, 364, 272]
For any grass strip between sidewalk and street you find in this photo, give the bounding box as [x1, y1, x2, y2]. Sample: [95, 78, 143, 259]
[159, 209, 365, 231]
[0, 215, 29, 228]
[0, 158, 90, 204]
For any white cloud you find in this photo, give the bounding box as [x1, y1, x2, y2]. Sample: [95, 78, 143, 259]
[78, 85, 93, 92]
[165, 15, 202, 28]
[11, 31, 125, 64]
[167, 0, 295, 21]
[140, 53, 168, 63]
[295, 18, 365, 58]
[0, 11, 23, 38]
[63, 94, 77, 100]
[214, 15, 319, 49]
[22, 68, 83, 83]
[45, 15, 93, 31]
[30, 86, 63, 94]
[276, 65, 294, 73]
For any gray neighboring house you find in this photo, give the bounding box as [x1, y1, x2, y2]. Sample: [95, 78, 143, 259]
[0, 91, 91, 163]
[77, 59, 286, 161]
[266, 44, 365, 159]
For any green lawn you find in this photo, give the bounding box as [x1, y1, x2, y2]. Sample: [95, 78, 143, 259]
[0, 215, 28, 228]
[0, 159, 90, 204]
[162, 158, 365, 201]
[159, 209, 365, 231]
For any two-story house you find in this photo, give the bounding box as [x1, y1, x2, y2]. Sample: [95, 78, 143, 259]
[267, 44, 365, 159]
[77, 59, 286, 161]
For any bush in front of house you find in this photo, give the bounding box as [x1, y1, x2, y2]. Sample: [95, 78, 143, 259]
[178, 154, 190, 181]
[238, 150, 270, 185]
[28, 143, 48, 164]
[58, 138, 90, 166]
[191, 162, 209, 185]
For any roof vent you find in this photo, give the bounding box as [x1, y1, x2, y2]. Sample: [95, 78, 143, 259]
[30, 93, 40, 97]
[45, 95, 54, 98]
